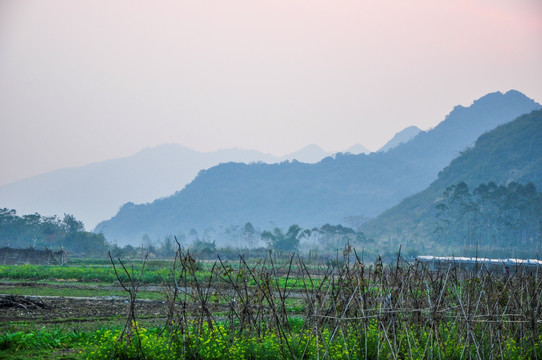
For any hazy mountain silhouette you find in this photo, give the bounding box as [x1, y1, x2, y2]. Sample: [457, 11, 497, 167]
[0, 143, 349, 229]
[1, 137, 368, 230]
[344, 144, 370, 155]
[280, 144, 331, 163]
[96, 90, 540, 244]
[362, 109, 542, 246]
[378, 126, 422, 152]
[0, 145, 265, 228]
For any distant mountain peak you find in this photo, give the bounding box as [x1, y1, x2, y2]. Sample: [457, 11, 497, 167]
[343, 144, 370, 155]
[299, 144, 325, 151]
[280, 144, 330, 163]
[470, 89, 536, 108]
[378, 126, 422, 153]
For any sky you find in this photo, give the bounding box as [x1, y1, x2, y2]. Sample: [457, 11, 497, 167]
[1, 0, 541, 186]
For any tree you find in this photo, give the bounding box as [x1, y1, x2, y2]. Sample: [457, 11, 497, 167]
[317, 224, 356, 250]
[262, 224, 302, 252]
[188, 229, 199, 242]
[202, 227, 216, 242]
[224, 225, 241, 247]
[160, 236, 175, 257]
[435, 182, 476, 248]
[435, 181, 542, 255]
[191, 239, 217, 258]
[243, 222, 257, 248]
[62, 214, 85, 234]
[343, 215, 369, 232]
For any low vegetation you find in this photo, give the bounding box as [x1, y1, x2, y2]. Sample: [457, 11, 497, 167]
[1, 245, 541, 359]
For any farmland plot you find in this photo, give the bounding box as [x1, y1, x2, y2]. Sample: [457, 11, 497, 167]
[0, 248, 541, 359]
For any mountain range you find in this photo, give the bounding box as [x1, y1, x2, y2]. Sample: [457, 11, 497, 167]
[362, 108, 542, 251]
[0, 142, 371, 229]
[95, 90, 541, 245]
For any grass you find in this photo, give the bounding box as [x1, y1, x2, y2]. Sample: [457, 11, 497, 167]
[0, 264, 169, 284]
[0, 327, 87, 360]
[0, 261, 323, 290]
[0, 285, 164, 300]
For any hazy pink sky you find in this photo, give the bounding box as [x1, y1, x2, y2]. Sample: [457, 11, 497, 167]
[1, 0, 541, 185]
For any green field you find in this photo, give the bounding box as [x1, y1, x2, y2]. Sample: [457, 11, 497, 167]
[1, 250, 541, 359]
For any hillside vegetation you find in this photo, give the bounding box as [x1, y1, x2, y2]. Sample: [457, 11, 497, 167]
[363, 109, 542, 256]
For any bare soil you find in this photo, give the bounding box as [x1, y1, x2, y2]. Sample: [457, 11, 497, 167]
[0, 294, 167, 325]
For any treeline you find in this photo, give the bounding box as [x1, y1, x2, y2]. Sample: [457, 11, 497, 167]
[0, 209, 369, 260]
[0, 209, 107, 257]
[262, 223, 370, 254]
[435, 181, 542, 256]
[109, 222, 373, 261]
[178, 223, 371, 260]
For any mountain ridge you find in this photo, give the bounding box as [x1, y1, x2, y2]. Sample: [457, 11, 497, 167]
[0, 143, 362, 229]
[96, 90, 541, 244]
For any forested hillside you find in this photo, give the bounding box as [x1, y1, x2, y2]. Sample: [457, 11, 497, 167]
[96, 91, 540, 244]
[363, 109, 542, 256]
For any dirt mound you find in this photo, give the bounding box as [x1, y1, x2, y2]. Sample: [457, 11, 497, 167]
[0, 294, 52, 310]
